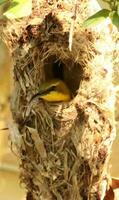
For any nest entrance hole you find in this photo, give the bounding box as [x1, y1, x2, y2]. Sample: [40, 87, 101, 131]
[44, 55, 84, 97]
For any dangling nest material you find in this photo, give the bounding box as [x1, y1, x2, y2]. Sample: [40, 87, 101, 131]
[3, 0, 117, 199]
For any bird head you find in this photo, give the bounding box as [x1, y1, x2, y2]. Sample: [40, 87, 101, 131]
[30, 79, 71, 102]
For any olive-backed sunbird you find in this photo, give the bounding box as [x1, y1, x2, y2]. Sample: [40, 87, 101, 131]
[30, 79, 71, 102]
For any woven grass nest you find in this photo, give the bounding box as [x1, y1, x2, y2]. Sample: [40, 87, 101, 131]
[4, 0, 116, 199]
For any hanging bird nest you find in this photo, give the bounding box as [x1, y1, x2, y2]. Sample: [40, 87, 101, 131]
[3, 0, 117, 199]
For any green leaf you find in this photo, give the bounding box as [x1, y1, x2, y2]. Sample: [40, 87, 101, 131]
[110, 11, 119, 28]
[117, 3, 119, 16]
[0, 0, 8, 6]
[83, 9, 110, 27]
[3, 0, 32, 19]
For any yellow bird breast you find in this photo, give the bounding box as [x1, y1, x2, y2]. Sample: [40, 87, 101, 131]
[40, 91, 71, 102]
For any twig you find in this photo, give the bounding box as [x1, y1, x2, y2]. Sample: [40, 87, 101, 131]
[69, 0, 78, 51]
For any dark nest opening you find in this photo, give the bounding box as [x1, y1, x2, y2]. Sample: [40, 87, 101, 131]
[44, 55, 84, 97]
